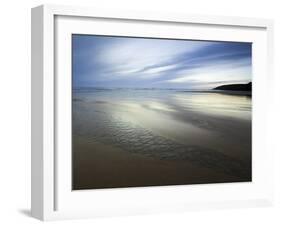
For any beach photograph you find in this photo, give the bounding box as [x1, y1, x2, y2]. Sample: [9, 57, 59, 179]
[72, 35, 252, 190]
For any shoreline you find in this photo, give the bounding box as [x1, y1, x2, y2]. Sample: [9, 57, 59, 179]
[72, 90, 252, 189]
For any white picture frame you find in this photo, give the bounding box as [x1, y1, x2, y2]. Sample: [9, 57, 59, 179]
[31, 4, 274, 221]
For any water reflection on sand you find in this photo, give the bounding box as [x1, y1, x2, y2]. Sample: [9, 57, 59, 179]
[73, 89, 252, 186]
[173, 92, 251, 120]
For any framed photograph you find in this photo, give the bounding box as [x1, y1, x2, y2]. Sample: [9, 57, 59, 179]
[31, 4, 274, 221]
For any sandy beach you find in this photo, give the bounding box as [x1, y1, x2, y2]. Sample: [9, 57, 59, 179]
[73, 136, 244, 189]
[72, 89, 252, 190]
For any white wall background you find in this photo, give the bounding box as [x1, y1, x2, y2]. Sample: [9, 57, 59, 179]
[0, 0, 280, 225]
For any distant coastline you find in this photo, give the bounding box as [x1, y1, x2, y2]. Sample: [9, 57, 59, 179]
[213, 82, 252, 92]
[73, 83, 252, 92]
[73, 85, 252, 96]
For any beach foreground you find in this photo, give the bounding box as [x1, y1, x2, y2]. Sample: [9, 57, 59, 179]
[72, 89, 252, 190]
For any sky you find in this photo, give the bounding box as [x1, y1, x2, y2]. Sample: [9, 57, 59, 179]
[72, 34, 252, 90]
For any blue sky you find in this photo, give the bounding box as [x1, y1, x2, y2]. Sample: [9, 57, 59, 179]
[72, 35, 251, 90]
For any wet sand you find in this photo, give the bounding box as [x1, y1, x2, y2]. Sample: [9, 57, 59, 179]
[73, 136, 244, 190]
[72, 89, 252, 189]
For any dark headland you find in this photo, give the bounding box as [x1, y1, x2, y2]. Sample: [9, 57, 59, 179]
[213, 82, 252, 91]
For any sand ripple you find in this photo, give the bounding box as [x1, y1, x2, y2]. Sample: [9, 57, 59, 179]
[73, 108, 251, 180]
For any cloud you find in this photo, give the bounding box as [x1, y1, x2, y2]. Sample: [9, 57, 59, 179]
[95, 37, 210, 79]
[72, 35, 252, 89]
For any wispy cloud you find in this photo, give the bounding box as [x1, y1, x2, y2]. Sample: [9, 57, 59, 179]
[73, 35, 251, 89]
